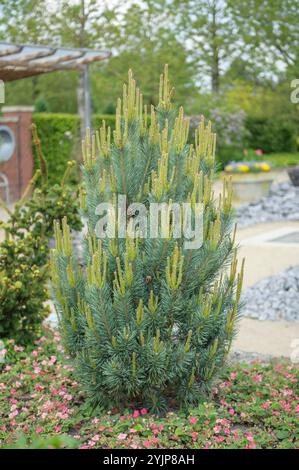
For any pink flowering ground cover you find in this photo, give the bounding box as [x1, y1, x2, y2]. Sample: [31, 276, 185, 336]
[0, 328, 298, 449]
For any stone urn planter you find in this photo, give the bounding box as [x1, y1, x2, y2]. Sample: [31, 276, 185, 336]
[230, 173, 274, 203]
[224, 160, 274, 203]
[288, 164, 299, 187]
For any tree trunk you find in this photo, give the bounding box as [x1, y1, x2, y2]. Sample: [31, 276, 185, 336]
[77, 70, 85, 137]
[211, 0, 220, 93]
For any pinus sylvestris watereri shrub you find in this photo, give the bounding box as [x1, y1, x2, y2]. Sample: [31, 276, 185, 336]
[51, 66, 244, 412]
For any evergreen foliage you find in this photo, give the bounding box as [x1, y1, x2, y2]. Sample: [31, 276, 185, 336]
[51, 66, 244, 412]
[0, 125, 81, 345]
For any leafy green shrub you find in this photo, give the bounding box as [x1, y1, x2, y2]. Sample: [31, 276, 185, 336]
[0, 126, 82, 345]
[32, 113, 81, 186]
[34, 95, 50, 113]
[51, 67, 243, 412]
[245, 116, 297, 154]
[0, 235, 49, 344]
[2, 433, 79, 449]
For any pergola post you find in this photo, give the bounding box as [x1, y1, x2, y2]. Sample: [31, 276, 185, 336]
[83, 64, 91, 132]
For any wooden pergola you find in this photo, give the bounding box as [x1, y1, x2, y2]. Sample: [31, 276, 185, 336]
[0, 42, 111, 129]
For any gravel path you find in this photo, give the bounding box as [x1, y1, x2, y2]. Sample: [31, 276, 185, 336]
[237, 182, 299, 228]
[241, 265, 299, 321]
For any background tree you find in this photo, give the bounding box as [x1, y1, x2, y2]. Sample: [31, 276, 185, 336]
[169, 0, 240, 93]
[228, 0, 299, 73]
[91, 1, 198, 113]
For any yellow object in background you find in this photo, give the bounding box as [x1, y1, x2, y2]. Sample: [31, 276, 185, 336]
[238, 164, 250, 172]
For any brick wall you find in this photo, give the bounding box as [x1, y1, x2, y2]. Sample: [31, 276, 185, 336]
[0, 107, 34, 202]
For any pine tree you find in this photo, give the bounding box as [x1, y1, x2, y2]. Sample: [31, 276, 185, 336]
[51, 66, 244, 412]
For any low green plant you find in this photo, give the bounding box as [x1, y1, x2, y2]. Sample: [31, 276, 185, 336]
[0, 125, 82, 344]
[2, 433, 79, 449]
[0, 330, 298, 449]
[51, 67, 244, 412]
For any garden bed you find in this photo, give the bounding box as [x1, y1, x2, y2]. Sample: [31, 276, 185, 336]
[0, 328, 298, 449]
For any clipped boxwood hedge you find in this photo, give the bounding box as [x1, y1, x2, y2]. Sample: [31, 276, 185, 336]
[245, 116, 297, 154]
[33, 113, 116, 185]
[92, 114, 116, 132]
[33, 113, 81, 186]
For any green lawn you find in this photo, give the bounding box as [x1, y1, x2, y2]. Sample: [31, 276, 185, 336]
[264, 153, 299, 168]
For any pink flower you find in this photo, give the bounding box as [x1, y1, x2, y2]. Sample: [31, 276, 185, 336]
[189, 416, 198, 425]
[143, 440, 151, 448]
[32, 350, 38, 357]
[92, 418, 99, 424]
[133, 410, 140, 418]
[262, 402, 270, 409]
[54, 426, 61, 432]
[246, 432, 254, 442]
[36, 426, 43, 433]
[255, 149, 263, 155]
[92, 434, 100, 442]
[251, 374, 262, 383]
[9, 410, 18, 419]
[118, 433, 127, 441]
[140, 408, 148, 415]
[119, 415, 125, 421]
[229, 408, 235, 415]
[213, 425, 221, 433]
[230, 372, 236, 380]
[214, 436, 225, 442]
[247, 442, 257, 449]
[10, 404, 18, 411]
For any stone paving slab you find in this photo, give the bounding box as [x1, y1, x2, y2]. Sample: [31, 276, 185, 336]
[236, 221, 299, 288]
[232, 318, 299, 359]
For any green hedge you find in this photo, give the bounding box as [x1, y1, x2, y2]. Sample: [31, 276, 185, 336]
[92, 114, 116, 131]
[245, 116, 297, 154]
[33, 113, 80, 186]
[33, 113, 116, 185]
